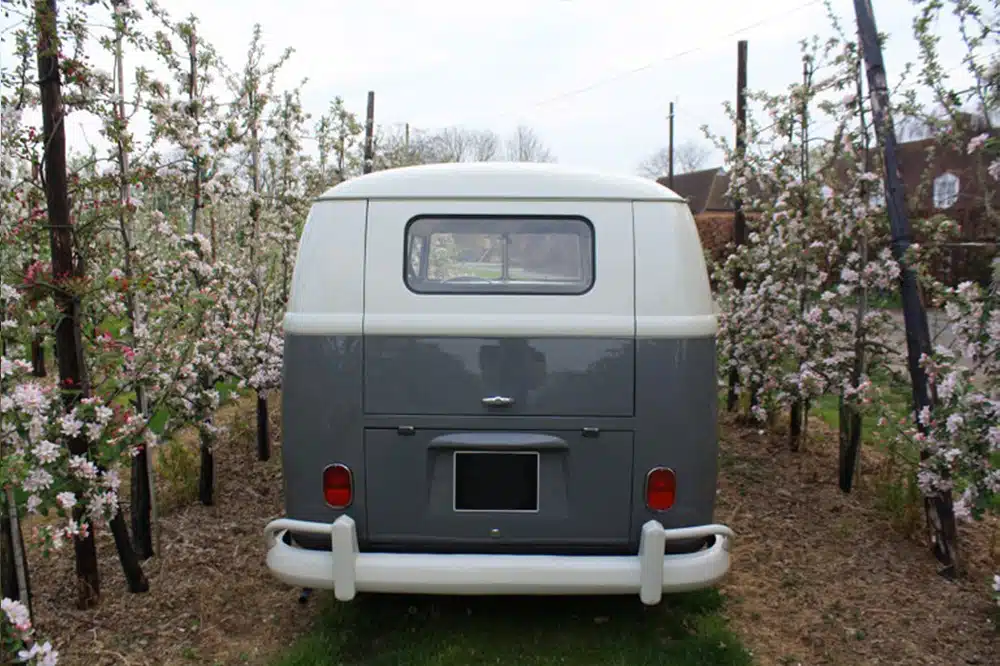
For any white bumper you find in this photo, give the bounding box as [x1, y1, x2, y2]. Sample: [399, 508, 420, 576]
[264, 515, 734, 606]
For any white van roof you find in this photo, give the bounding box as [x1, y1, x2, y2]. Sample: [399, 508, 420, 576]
[317, 162, 685, 202]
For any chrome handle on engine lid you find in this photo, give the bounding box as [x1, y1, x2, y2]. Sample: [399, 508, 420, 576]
[481, 395, 514, 407]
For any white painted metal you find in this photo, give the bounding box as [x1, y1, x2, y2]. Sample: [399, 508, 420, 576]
[632, 200, 717, 338]
[285, 200, 367, 336]
[286, 165, 718, 339]
[264, 516, 734, 604]
[317, 162, 684, 202]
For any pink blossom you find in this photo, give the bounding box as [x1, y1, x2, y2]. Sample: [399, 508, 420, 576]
[1, 597, 32, 632]
[23, 469, 54, 493]
[966, 133, 988, 153]
[32, 440, 59, 464]
[20, 642, 59, 666]
[987, 427, 1000, 452]
[13, 384, 48, 413]
[56, 492, 76, 510]
[59, 413, 83, 438]
[945, 414, 964, 435]
[68, 455, 99, 480]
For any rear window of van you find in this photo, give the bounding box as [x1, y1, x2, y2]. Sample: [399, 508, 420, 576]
[404, 216, 594, 295]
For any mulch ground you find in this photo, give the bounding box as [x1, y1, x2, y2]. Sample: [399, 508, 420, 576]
[28, 398, 317, 666]
[23, 400, 1000, 666]
[717, 412, 999, 666]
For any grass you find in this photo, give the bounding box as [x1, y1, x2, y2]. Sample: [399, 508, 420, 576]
[811, 369, 913, 450]
[272, 590, 752, 666]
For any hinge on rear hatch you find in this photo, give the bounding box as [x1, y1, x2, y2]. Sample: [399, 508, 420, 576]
[582, 427, 600, 437]
[397, 425, 416, 436]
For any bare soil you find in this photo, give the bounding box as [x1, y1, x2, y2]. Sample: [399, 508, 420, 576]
[24, 401, 1000, 666]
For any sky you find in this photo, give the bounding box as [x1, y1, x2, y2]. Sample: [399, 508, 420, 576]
[0, 0, 977, 177]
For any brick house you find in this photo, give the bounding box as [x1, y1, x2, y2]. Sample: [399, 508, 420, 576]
[850, 133, 999, 284]
[657, 167, 732, 214]
[657, 133, 998, 285]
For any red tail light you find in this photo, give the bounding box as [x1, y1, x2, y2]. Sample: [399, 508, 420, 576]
[323, 464, 353, 508]
[645, 467, 676, 511]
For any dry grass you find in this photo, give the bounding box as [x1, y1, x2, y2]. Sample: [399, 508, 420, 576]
[21, 399, 1000, 665]
[717, 412, 1000, 666]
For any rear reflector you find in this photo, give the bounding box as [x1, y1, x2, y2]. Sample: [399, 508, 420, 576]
[645, 467, 676, 511]
[323, 464, 353, 508]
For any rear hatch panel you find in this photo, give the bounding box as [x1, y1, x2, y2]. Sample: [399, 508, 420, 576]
[363, 427, 635, 550]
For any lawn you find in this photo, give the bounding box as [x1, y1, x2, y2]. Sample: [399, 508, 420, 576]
[273, 589, 752, 666]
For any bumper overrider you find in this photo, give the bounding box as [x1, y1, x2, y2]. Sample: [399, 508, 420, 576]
[264, 516, 734, 606]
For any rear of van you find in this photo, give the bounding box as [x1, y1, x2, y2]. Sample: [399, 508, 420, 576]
[266, 163, 733, 605]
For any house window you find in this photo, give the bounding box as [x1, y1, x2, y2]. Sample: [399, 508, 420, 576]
[405, 216, 594, 295]
[932, 172, 959, 209]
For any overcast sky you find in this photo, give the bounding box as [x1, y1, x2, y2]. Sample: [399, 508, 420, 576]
[0, 0, 974, 176]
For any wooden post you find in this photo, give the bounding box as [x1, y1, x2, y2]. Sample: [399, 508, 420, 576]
[853, 0, 959, 576]
[363, 90, 375, 174]
[34, 0, 102, 609]
[726, 40, 748, 412]
[668, 102, 675, 188]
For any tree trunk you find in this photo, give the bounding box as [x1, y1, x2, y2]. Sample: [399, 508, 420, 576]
[1, 490, 32, 616]
[30, 336, 45, 377]
[210, 208, 217, 262]
[35, 0, 101, 609]
[130, 450, 153, 559]
[840, 43, 872, 495]
[726, 366, 740, 412]
[788, 57, 812, 453]
[108, 511, 149, 593]
[199, 420, 215, 506]
[187, 24, 200, 234]
[257, 392, 270, 462]
[839, 399, 864, 491]
[112, 0, 154, 560]
[789, 400, 803, 451]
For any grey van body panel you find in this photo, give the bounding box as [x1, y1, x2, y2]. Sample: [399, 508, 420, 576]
[280, 334, 368, 541]
[364, 337, 634, 416]
[280, 333, 719, 554]
[631, 337, 719, 539]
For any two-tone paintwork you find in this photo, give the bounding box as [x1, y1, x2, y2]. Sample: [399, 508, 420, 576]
[280, 163, 719, 556]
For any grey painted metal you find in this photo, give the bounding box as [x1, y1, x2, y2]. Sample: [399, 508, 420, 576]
[280, 335, 367, 549]
[363, 337, 634, 417]
[633, 337, 719, 552]
[364, 428, 635, 547]
[280, 333, 719, 555]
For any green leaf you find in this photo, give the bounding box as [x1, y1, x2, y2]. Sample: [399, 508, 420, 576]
[149, 408, 171, 435]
